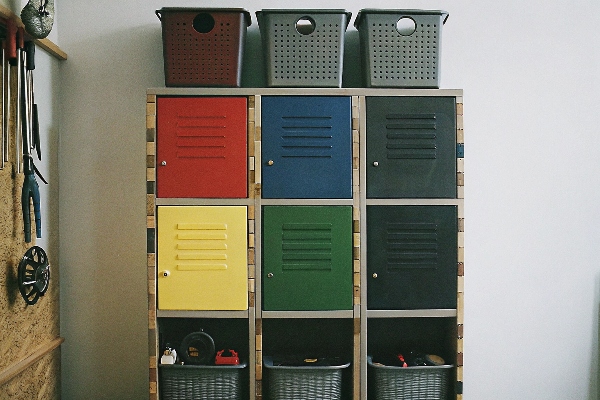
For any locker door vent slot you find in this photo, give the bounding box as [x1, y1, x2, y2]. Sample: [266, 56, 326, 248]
[280, 116, 334, 158]
[175, 223, 229, 270]
[386, 222, 438, 269]
[281, 223, 333, 271]
[385, 113, 437, 160]
[176, 114, 228, 159]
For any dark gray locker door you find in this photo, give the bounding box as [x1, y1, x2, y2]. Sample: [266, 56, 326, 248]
[366, 96, 456, 198]
[367, 205, 457, 310]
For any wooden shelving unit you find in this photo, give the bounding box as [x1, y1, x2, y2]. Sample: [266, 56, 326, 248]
[146, 88, 464, 400]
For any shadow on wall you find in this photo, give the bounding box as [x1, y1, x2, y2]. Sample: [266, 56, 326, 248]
[239, 26, 363, 88]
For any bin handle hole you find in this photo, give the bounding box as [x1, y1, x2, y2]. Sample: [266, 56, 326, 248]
[193, 13, 215, 34]
[396, 17, 416, 36]
[296, 16, 316, 35]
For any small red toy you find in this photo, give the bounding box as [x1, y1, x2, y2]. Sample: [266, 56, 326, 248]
[215, 349, 240, 365]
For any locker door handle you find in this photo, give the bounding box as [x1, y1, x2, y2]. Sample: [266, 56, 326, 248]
[267, 160, 274, 166]
[162, 270, 170, 277]
[372, 161, 379, 167]
[372, 273, 378, 278]
[160, 161, 167, 166]
[267, 272, 274, 278]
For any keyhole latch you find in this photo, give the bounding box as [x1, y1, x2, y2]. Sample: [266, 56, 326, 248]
[267, 272, 274, 278]
[372, 273, 378, 278]
[373, 161, 379, 167]
[267, 160, 274, 166]
[162, 271, 170, 277]
[161, 161, 167, 166]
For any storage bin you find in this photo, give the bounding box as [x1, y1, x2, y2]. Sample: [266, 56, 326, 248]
[354, 9, 448, 88]
[256, 9, 351, 87]
[264, 356, 350, 400]
[156, 8, 251, 87]
[368, 356, 452, 400]
[159, 363, 247, 400]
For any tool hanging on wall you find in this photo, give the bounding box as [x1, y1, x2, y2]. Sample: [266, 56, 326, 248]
[20, 37, 46, 243]
[0, 24, 5, 170]
[3, 18, 17, 168]
[21, 0, 54, 39]
[17, 245, 50, 305]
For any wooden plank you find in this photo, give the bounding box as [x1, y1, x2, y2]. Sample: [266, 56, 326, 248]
[456, 103, 463, 115]
[146, 115, 155, 130]
[146, 102, 156, 117]
[0, 337, 64, 386]
[146, 142, 155, 156]
[457, 292, 464, 324]
[458, 262, 464, 276]
[456, 114, 464, 130]
[34, 37, 67, 60]
[146, 168, 155, 182]
[146, 195, 155, 216]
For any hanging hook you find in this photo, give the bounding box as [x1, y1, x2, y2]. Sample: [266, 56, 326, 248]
[38, 0, 50, 17]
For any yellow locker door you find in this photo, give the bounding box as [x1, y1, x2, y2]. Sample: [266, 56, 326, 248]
[157, 206, 248, 310]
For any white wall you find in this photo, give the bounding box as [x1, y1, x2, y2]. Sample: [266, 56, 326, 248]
[57, 0, 600, 399]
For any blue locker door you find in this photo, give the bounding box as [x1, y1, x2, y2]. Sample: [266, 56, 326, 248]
[261, 96, 352, 199]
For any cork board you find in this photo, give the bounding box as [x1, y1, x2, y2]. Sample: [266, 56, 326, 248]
[0, 65, 60, 395]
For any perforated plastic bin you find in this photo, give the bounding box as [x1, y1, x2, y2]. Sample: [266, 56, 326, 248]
[256, 9, 351, 87]
[354, 9, 449, 88]
[367, 356, 452, 400]
[159, 363, 247, 400]
[264, 356, 350, 400]
[156, 8, 251, 87]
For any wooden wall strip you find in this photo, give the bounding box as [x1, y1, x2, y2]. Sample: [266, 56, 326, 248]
[0, 337, 64, 386]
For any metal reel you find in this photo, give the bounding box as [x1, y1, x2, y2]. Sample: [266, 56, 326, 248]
[18, 246, 50, 305]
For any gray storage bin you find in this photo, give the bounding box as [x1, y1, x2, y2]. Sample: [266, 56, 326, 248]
[367, 356, 452, 400]
[256, 9, 351, 87]
[354, 9, 448, 88]
[264, 356, 350, 399]
[159, 363, 247, 400]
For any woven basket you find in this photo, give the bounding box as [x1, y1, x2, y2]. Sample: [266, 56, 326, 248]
[264, 356, 350, 400]
[368, 356, 452, 400]
[159, 363, 246, 400]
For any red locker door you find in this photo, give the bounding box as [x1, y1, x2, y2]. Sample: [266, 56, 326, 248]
[156, 97, 247, 198]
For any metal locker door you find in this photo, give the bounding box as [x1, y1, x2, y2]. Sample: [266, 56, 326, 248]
[261, 96, 352, 199]
[366, 96, 456, 198]
[262, 206, 353, 310]
[156, 97, 247, 198]
[157, 206, 248, 310]
[367, 205, 457, 310]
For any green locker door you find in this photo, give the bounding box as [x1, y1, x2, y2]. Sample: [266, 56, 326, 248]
[262, 206, 353, 311]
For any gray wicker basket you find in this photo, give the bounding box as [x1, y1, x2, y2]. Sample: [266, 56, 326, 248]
[256, 9, 351, 87]
[159, 363, 247, 400]
[354, 9, 448, 88]
[368, 356, 452, 400]
[264, 356, 350, 400]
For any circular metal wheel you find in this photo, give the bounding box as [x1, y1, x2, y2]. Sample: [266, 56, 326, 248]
[18, 246, 50, 305]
